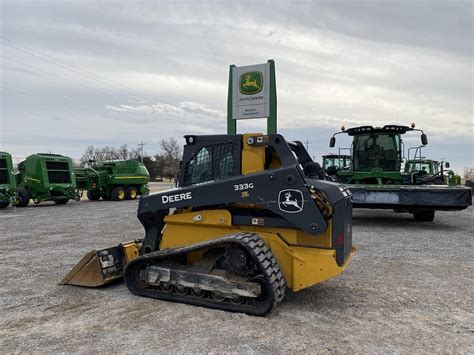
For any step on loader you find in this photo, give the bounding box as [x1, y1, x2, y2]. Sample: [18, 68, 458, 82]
[60, 134, 354, 315]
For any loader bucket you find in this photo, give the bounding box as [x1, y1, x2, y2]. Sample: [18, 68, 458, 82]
[59, 245, 129, 287]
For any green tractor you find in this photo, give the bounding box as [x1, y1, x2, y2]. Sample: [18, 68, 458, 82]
[404, 147, 461, 186]
[322, 153, 351, 178]
[75, 159, 150, 201]
[0, 151, 16, 208]
[329, 124, 471, 221]
[15, 153, 78, 207]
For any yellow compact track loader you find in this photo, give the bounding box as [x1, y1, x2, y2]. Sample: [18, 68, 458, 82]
[61, 134, 354, 315]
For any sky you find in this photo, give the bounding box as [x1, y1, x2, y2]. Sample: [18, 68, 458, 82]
[0, 0, 472, 171]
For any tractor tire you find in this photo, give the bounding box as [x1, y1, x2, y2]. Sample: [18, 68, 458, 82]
[87, 190, 101, 201]
[54, 198, 69, 205]
[413, 210, 435, 222]
[0, 201, 9, 209]
[16, 188, 30, 207]
[111, 187, 126, 201]
[126, 186, 138, 200]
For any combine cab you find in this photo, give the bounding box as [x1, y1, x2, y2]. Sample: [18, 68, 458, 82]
[15, 154, 78, 207]
[329, 124, 471, 221]
[0, 152, 16, 208]
[75, 160, 149, 201]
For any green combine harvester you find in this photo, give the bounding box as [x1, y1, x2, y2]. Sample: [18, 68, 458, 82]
[329, 124, 472, 221]
[15, 153, 78, 207]
[75, 160, 150, 201]
[0, 151, 16, 208]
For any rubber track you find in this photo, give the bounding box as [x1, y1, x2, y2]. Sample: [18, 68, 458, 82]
[123, 232, 286, 316]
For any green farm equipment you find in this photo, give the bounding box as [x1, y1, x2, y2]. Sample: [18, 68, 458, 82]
[0, 151, 16, 208]
[404, 159, 461, 186]
[329, 124, 471, 221]
[403, 146, 461, 187]
[15, 153, 78, 207]
[322, 154, 351, 177]
[75, 160, 150, 201]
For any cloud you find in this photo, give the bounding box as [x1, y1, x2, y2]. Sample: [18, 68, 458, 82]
[0, 1, 472, 171]
[105, 101, 225, 119]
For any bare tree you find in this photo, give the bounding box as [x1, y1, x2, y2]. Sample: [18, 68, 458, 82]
[160, 138, 181, 180]
[128, 148, 141, 161]
[117, 145, 129, 160]
[463, 167, 474, 180]
[80, 145, 96, 166]
[80, 145, 131, 166]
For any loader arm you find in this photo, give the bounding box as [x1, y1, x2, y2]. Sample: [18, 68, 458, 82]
[138, 165, 328, 253]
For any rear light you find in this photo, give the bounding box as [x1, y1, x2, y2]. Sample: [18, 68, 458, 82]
[337, 233, 344, 247]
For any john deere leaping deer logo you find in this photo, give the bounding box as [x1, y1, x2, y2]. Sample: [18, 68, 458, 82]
[239, 71, 263, 95]
[278, 189, 304, 213]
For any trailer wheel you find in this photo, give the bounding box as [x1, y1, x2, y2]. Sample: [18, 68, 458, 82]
[126, 187, 138, 200]
[413, 210, 435, 222]
[111, 187, 126, 201]
[16, 188, 30, 207]
[54, 198, 69, 205]
[87, 191, 100, 201]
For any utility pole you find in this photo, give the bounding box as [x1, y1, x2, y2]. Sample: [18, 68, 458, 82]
[138, 142, 146, 164]
[305, 140, 311, 152]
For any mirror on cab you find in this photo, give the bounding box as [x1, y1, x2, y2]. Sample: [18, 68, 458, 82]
[445, 162, 450, 168]
[329, 137, 336, 147]
[421, 133, 428, 145]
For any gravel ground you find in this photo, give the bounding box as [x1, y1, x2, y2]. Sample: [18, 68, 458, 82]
[0, 200, 472, 353]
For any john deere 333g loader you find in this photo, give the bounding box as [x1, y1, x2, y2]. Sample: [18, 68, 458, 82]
[61, 134, 354, 315]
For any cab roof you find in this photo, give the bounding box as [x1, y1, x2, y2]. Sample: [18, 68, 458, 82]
[344, 125, 413, 136]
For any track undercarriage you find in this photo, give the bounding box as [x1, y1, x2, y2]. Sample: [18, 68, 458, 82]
[125, 233, 286, 315]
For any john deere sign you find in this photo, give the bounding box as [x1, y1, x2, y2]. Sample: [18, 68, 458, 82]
[228, 60, 277, 134]
[239, 71, 263, 95]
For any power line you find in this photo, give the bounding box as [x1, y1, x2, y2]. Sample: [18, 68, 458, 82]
[1, 37, 160, 104]
[0, 86, 112, 121]
[1, 55, 117, 98]
[1, 86, 79, 116]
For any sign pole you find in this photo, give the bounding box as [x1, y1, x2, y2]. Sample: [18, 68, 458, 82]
[267, 59, 277, 135]
[227, 64, 236, 134]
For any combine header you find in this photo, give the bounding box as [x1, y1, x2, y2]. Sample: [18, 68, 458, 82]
[329, 124, 471, 221]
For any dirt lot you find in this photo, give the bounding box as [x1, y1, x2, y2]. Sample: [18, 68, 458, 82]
[1, 200, 472, 353]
